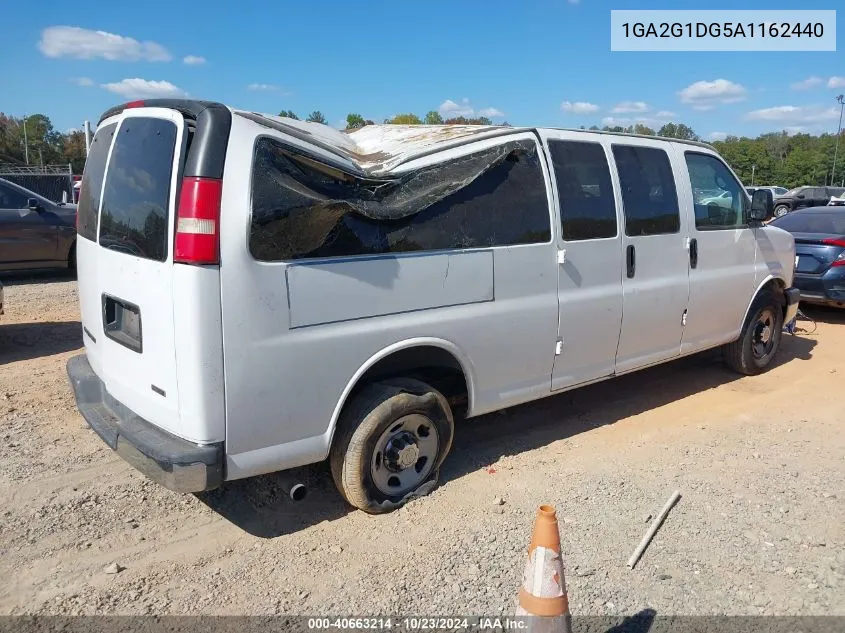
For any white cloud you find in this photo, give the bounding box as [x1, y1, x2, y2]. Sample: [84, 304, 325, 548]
[611, 101, 649, 114]
[478, 107, 505, 118]
[746, 105, 839, 124]
[709, 132, 728, 141]
[678, 79, 747, 109]
[790, 76, 822, 91]
[39, 26, 171, 62]
[829, 76, 845, 89]
[439, 98, 475, 117]
[247, 83, 279, 91]
[655, 110, 676, 117]
[561, 101, 600, 114]
[101, 78, 187, 99]
[183, 55, 206, 65]
[71, 77, 94, 87]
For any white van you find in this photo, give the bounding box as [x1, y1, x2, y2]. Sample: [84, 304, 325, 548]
[67, 100, 799, 513]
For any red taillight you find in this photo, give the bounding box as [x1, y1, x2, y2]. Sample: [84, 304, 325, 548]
[174, 177, 222, 265]
[125, 100, 145, 109]
[822, 238, 845, 248]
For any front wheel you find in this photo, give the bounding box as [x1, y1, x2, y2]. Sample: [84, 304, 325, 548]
[723, 290, 784, 375]
[774, 205, 789, 217]
[330, 378, 454, 514]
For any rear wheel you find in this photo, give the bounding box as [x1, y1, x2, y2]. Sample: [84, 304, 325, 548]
[774, 205, 789, 217]
[723, 289, 784, 375]
[330, 378, 454, 514]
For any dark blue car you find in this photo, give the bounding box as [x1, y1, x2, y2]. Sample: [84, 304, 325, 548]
[770, 206, 845, 308]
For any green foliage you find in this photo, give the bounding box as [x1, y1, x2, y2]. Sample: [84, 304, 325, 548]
[278, 109, 299, 120]
[714, 131, 844, 188]
[443, 116, 493, 125]
[424, 111, 443, 125]
[387, 113, 423, 125]
[657, 122, 699, 141]
[346, 113, 366, 129]
[306, 111, 327, 124]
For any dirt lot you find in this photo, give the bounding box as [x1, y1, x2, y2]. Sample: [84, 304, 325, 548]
[0, 273, 843, 617]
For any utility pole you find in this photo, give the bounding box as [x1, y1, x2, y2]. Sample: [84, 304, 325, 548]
[22, 114, 29, 165]
[832, 94, 844, 186]
[751, 164, 756, 186]
[83, 120, 92, 156]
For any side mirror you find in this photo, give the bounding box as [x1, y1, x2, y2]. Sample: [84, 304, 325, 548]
[796, 193, 805, 199]
[749, 189, 773, 222]
[27, 198, 41, 212]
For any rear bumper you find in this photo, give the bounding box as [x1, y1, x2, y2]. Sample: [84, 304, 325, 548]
[792, 274, 845, 308]
[66, 353, 223, 492]
[784, 287, 801, 323]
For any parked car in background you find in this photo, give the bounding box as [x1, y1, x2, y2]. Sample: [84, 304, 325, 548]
[828, 192, 845, 206]
[699, 190, 734, 209]
[770, 206, 845, 308]
[746, 186, 788, 198]
[773, 186, 845, 217]
[0, 177, 78, 272]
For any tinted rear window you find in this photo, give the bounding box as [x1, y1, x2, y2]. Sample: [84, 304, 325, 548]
[771, 212, 845, 235]
[99, 118, 177, 261]
[76, 123, 117, 241]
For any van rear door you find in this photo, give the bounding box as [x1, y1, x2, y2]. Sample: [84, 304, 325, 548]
[79, 107, 186, 437]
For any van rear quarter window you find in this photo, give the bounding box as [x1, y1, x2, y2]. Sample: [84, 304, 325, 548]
[76, 123, 117, 241]
[99, 118, 177, 261]
[249, 137, 551, 261]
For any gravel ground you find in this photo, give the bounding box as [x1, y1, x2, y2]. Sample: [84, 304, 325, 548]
[0, 272, 843, 617]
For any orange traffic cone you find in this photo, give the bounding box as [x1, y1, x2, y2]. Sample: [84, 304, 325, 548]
[515, 504, 571, 633]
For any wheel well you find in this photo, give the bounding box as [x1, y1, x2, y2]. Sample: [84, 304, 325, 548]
[348, 346, 470, 418]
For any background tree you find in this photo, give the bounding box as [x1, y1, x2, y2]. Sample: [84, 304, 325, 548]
[346, 113, 365, 129]
[443, 116, 493, 125]
[387, 113, 422, 124]
[657, 122, 699, 141]
[278, 110, 299, 120]
[424, 111, 443, 125]
[306, 111, 327, 124]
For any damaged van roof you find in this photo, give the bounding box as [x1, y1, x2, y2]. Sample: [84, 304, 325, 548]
[234, 110, 526, 175]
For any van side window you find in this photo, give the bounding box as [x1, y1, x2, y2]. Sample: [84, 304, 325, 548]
[612, 145, 680, 236]
[685, 152, 747, 230]
[76, 123, 117, 242]
[99, 118, 177, 262]
[249, 138, 551, 261]
[548, 140, 617, 240]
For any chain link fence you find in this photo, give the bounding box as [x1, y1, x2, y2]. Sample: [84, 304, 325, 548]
[0, 164, 75, 204]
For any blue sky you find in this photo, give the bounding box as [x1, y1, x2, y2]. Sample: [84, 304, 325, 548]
[3, 0, 843, 141]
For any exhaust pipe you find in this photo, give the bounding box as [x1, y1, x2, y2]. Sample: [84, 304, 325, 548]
[279, 476, 307, 502]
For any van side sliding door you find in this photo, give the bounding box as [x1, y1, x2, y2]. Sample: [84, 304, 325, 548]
[610, 139, 691, 373]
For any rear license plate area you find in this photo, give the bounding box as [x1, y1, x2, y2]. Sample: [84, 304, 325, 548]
[102, 294, 143, 353]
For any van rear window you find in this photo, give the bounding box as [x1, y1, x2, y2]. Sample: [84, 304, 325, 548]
[99, 117, 178, 261]
[76, 123, 117, 241]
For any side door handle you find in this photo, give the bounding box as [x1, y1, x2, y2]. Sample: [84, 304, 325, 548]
[626, 244, 636, 279]
[689, 238, 698, 269]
